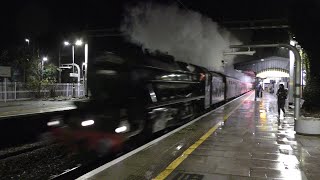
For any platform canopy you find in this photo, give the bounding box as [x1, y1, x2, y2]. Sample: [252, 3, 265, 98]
[234, 56, 289, 78]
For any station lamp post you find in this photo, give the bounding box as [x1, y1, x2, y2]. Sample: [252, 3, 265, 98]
[63, 39, 88, 97]
[42, 56, 48, 78]
[25, 38, 30, 46]
[64, 39, 83, 74]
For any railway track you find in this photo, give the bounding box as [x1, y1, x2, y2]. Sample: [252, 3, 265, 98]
[0, 109, 74, 150]
[0, 141, 53, 160]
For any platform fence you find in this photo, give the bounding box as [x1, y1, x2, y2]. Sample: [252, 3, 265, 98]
[0, 82, 84, 102]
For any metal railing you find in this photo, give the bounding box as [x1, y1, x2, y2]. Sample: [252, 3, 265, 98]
[0, 82, 85, 102]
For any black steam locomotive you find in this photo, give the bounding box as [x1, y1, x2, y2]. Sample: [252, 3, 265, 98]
[50, 50, 252, 155]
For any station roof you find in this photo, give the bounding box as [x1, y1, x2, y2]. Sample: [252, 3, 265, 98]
[234, 56, 289, 73]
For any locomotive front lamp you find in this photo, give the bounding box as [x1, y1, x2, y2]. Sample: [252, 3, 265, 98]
[81, 120, 95, 126]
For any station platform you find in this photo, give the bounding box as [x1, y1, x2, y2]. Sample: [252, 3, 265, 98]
[78, 92, 320, 180]
[0, 100, 76, 119]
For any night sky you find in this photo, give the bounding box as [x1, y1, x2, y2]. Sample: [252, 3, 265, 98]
[0, 0, 127, 49]
[1, 0, 320, 67]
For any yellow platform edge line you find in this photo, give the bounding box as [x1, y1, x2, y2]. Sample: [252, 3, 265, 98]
[153, 92, 253, 180]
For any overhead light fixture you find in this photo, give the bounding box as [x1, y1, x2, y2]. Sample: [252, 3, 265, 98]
[75, 39, 83, 46]
[257, 70, 289, 78]
[224, 51, 256, 56]
[64, 41, 70, 46]
[261, 59, 264, 62]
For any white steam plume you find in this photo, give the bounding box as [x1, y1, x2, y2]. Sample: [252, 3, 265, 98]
[121, 2, 252, 81]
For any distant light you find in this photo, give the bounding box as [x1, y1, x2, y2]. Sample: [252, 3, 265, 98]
[47, 120, 60, 126]
[64, 41, 70, 46]
[81, 120, 94, 126]
[75, 39, 83, 46]
[115, 126, 127, 133]
[42, 57, 48, 61]
[25, 39, 30, 43]
[261, 59, 264, 62]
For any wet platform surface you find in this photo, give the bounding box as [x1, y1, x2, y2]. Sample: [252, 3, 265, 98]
[79, 92, 320, 180]
[0, 100, 76, 118]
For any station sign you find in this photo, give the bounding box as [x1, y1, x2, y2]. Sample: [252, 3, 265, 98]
[0, 66, 11, 77]
[69, 73, 79, 78]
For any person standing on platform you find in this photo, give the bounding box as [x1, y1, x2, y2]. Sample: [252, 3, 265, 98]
[259, 84, 263, 98]
[256, 83, 263, 98]
[276, 84, 287, 118]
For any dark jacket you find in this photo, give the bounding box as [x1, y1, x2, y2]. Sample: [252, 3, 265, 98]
[277, 88, 287, 101]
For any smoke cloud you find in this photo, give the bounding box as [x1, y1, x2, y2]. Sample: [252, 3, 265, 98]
[121, 2, 252, 82]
